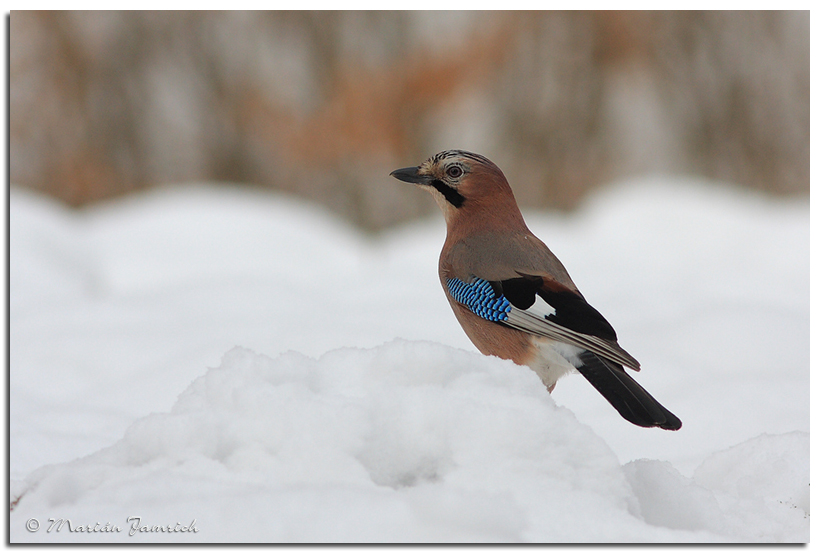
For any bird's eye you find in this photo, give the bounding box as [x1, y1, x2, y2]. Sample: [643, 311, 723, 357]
[446, 166, 463, 179]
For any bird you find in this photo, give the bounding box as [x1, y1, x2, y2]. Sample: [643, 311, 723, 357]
[390, 150, 681, 430]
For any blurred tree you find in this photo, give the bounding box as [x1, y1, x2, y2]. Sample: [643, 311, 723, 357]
[10, 11, 809, 230]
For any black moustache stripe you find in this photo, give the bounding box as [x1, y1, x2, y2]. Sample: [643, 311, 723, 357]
[430, 180, 465, 208]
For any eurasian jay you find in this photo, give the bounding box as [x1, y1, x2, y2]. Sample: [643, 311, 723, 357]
[390, 150, 681, 430]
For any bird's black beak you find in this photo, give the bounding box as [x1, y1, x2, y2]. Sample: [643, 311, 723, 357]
[390, 166, 432, 185]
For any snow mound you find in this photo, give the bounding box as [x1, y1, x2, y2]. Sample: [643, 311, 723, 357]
[11, 341, 807, 542]
[624, 430, 810, 542]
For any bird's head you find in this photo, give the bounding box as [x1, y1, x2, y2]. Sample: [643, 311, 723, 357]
[390, 150, 522, 227]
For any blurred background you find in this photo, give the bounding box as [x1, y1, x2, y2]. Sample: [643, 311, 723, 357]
[10, 11, 809, 231]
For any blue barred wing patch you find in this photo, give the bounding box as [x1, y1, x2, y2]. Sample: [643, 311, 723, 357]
[446, 277, 511, 322]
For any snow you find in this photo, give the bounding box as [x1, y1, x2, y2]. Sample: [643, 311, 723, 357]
[9, 178, 809, 542]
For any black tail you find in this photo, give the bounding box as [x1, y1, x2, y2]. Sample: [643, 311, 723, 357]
[575, 351, 682, 430]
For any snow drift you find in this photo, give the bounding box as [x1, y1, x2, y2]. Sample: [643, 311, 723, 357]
[11, 342, 809, 542]
[9, 178, 808, 542]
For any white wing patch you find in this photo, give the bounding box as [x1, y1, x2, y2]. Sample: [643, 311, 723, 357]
[524, 294, 556, 319]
